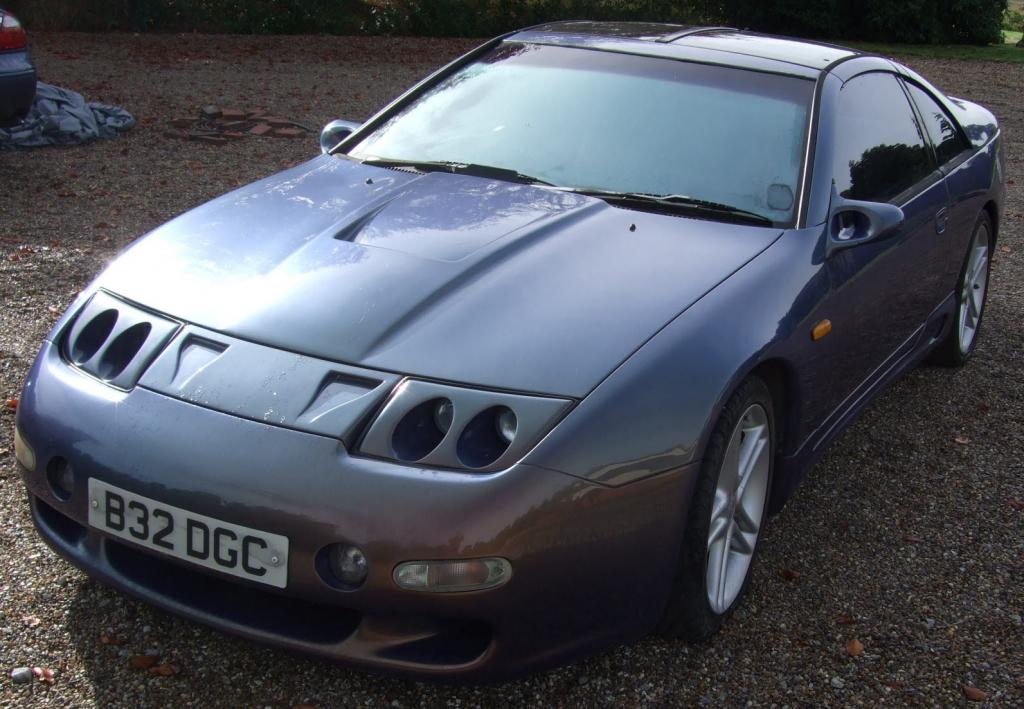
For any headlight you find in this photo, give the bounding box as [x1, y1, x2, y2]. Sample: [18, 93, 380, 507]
[357, 379, 571, 471]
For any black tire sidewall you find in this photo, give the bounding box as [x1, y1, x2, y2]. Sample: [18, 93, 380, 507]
[658, 376, 776, 640]
[957, 213, 994, 360]
[930, 211, 994, 367]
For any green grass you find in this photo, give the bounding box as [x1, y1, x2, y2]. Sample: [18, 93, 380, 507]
[841, 36, 1024, 63]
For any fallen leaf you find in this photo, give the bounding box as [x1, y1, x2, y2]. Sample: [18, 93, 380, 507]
[903, 534, 924, 544]
[1000, 245, 1012, 253]
[32, 666, 55, 684]
[128, 654, 159, 670]
[99, 633, 126, 646]
[22, 616, 41, 628]
[780, 568, 801, 582]
[963, 685, 987, 701]
[149, 663, 180, 677]
[845, 638, 864, 657]
[977, 402, 990, 414]
[1009, 499, 1024, 511]
[954, 435, 970, 445]
[836, 615, 858, 625]
[5, 398, 17, 412]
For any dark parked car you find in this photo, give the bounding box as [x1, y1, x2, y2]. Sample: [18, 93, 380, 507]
[14, 23, 1004, 680]
[0, 7, 35, 124]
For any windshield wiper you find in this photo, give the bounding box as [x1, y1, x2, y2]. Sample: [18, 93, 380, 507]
[561, 188, 776, 226]
[359, 158, 555, 187]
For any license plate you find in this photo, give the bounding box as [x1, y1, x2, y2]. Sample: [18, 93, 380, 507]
[87, 478, 289, 588]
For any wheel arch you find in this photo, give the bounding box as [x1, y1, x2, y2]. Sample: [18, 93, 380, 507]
[746, 358, 800, 459]
[982, 200, 999, 245]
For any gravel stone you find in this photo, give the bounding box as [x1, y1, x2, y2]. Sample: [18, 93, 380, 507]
[1, 32, 1022, 708]
[9, 667, 32, 685]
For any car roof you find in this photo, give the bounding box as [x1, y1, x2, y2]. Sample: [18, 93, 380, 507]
[508, 22, 863, 79]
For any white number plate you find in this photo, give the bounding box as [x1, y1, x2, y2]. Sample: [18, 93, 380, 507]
[87, 478, 289, 588]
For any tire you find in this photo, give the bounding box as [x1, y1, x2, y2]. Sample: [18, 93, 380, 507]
[928, 211, 993, 367]
[658, 376, 775, 641]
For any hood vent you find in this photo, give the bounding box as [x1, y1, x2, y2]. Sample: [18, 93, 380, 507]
[62, 291, 180, 390]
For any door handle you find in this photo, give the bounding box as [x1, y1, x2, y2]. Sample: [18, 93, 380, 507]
[935, 207, 949, 234]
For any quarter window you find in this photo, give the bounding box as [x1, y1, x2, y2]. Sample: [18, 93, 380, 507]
[905, 82, 966, 166]
[832, 73, 933, 203]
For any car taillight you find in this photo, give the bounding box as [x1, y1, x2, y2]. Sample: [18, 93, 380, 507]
[0, 13, 28, 51]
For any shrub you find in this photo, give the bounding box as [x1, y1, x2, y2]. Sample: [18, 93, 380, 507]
[2, 0, 1012, 44]
[723, 0, 1007, 44]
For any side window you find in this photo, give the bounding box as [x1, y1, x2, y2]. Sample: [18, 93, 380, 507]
[905, 82, 967, 166]
[832, 73, 934, 203]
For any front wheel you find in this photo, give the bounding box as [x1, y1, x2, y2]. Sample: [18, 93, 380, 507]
[928, 212, 992, 367]
[658, 376, 774, 640]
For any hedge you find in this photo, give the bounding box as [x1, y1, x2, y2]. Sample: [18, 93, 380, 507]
[4, 0, 1011, 44]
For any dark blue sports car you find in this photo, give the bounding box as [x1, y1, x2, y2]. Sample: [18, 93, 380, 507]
[14, 23, 1004, 680]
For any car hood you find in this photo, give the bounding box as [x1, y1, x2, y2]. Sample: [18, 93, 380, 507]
[98, 155, 782, 397]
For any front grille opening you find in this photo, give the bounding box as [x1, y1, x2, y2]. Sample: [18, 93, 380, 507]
[34, 496, 87, 546]
[95, 322, 151, 380]
[70, 309, 118, 364]
[105, 539, 360, 645]
[374, 618, 491, 666]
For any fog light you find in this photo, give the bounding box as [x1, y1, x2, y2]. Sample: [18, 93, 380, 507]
[328, 544, 369, 588]
[46, 457, 74, 501]
[393, 558, 512, 592]
[13, 427, 35, 472]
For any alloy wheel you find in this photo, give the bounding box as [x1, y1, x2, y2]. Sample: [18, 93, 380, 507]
[958, 224, 990, 355]
[705, 403, 771, 615]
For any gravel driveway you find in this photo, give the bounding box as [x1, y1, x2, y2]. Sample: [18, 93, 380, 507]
[1, 33, 1021, 708]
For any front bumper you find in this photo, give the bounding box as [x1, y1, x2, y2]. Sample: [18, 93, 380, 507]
[17, 339, 696, 680]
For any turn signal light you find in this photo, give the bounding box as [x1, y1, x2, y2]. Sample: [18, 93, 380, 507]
[393, 558, 511, 593]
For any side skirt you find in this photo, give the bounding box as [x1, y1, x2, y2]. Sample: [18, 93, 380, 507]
[769, 291, 957, 513]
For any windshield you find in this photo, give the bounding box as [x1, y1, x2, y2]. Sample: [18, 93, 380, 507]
[347, 43, 814, 225]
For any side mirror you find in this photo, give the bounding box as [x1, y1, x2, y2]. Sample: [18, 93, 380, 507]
[827, 184, 904, 256]
[320, 119, 361, 154]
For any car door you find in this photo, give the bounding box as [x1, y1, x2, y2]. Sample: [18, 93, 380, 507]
[812, 71, 951, 430]
[902, 79, 977, 293]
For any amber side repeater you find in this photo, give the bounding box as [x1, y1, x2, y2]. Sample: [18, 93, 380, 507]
[812, 319, 832, 341]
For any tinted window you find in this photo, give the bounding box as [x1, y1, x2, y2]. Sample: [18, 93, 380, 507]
[905, 82, 966, 166]
[832, 73, 933, 203]
[349, 44, 814, 224]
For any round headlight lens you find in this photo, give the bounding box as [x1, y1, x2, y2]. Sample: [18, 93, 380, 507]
[433, 399, 454, 433]
[495, 407, 517, 443]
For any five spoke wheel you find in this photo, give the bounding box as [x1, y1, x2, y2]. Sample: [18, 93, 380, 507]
[705, 403, 771, 615]
[958, 222, 990, 355]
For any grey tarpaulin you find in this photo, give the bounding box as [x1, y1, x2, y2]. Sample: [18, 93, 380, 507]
[0, 82, 135, 149]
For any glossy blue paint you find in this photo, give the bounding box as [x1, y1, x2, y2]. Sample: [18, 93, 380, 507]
[96, 156, 783, 398]
[14, 25, 1006, 679]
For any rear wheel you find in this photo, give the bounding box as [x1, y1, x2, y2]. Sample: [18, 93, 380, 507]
[658, 376, 774, 640]
[929, 212, 992, 367]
